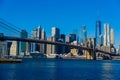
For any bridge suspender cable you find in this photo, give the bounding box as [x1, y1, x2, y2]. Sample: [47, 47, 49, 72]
[0, 18, 32, 37]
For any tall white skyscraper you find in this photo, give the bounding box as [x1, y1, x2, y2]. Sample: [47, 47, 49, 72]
[110, 28, 114, 46]
[104, 24, 107, 46]
[52, 27, 56, 36]
[107, 24, 110, 46]
[104, 24, 110, 46]
[52, 27, 60, 40]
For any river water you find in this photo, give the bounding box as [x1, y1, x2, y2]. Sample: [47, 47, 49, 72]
[0, 59, 120, 80]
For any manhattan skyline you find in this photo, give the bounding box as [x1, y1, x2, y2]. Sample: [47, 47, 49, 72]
[0, 0, 120, 48]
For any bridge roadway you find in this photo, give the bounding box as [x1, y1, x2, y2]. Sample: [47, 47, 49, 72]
[0, 36, 93, 50]
[0, 35, 115, 57]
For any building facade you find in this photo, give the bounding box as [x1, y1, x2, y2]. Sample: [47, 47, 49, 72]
[0, 41, 7, 58]
[57, 39, 65, 54]
[69, 34, 76, 42]
[10, 41, 19, 56]
[46, 36, 53, 55]
[95, 20, 101, 46]
[66, 35, 71, 43]
[52, 27, 60, 40]
[60, 34, 65, 43]
[40, 29, 46, 53]
[31, 26, 42, 52]
[80, 25, 87, 45]
[19, 30, 28, 56]
[104, 24, 110, 46]
[110, 28, 114, 47]
[98, 34, 103, 46]
[37, 25, 41, 40]
[51, 27, 60, 54]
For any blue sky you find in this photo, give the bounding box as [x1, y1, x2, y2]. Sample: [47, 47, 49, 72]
[0, 0, 120, 48]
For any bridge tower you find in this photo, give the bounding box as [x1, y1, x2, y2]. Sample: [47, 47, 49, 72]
[83, 38, 96, 60]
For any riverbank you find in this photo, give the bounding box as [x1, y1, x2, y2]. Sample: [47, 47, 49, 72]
[0, 58, 22, 63]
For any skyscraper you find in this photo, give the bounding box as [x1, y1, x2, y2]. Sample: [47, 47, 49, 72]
[104, 24, 110, 46]
[65, 35, 71, 53]
[60, 34, 65, 43]
[51, 27, 60, 54]
[41, 29, 46, 40]
[95, 20, 101, 45]
[58, 34, 66, 54]
[69, 34, 76, 42]
[31, 29, 38, 52]
[32, 25, 42, 40]
[32, 29, 37, 39]
[7, 42, 12, 56]
[58, 38, 65, 54]
[66, 34, 76, 43]
[0, 41, 7, 57]
[40, 29, 46, 53]
[19, 30, 28, 56]
[104, 24, 107, 46]
[110, 28, 114, 46]
[66, 35, 71, 43]
[37, 25, 41, 40]
[80, 25, 87, 44]
[31, 26, 42, 52]
[98, 34, 103, 46]
[52, 27, 60, 40]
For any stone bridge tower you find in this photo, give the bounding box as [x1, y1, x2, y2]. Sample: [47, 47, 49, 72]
[83, 38, 96, 60]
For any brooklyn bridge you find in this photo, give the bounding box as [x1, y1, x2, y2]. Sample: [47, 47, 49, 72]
[0, 18, 118, 60]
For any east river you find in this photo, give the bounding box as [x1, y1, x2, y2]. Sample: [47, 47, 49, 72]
[0, 59, 120, 80]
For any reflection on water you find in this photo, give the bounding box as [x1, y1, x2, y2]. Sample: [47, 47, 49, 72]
[101, 61, 114, 80]
[0, 59, 120, 80]
[45, 61, 57, 80]
[9, 70, 16, 80]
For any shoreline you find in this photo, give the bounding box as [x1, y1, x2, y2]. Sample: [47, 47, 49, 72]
[1, 56, 120, 64]
[0, 58, 22, 63]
